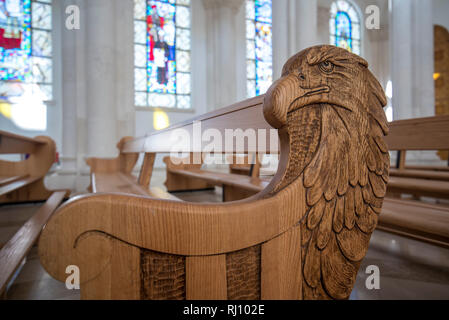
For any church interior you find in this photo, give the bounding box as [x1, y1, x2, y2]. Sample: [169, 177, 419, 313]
[0, 0, 449, 301]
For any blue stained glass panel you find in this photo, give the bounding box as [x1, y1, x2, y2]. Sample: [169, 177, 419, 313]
[255, 0, 271, 24]
[0, 0, 32, 82]
[335, 12, 352, 52]
[246, 0, 272, 98]
[330, 1, 361, 55]
[0, 0, 53, 103]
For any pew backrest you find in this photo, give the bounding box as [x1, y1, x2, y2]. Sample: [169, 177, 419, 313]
[384, 115, 449, 169]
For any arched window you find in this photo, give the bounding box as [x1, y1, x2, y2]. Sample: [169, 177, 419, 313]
[134, 0, 191, 109]
[330, 0, 361, 55]
[0, 0, 53, 103]
[246, 0, 272, 98]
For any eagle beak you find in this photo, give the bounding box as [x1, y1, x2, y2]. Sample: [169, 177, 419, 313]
[297, 85, 330, 98]
[263, 74, 330, 128]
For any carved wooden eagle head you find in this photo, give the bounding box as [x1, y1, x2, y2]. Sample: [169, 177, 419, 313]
[265, 44, 388, 132]
[264, 45, 390, 300]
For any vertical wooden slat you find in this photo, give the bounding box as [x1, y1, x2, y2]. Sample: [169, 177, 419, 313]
[138, 153, 156, 188]
[186, 255, 227, 300]
[249, 153, 261, 178]
[261, 225, 302, 300]
[397, 150, 406, 170]
[111, 241, 141, 300]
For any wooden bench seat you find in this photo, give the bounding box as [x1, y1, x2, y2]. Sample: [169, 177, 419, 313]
[404, 165, 449, 172]
[168, 167, 270, 201]
[0, 175, 28, 187]
[39, 46, 390, 300]
[389, 168, 449, 181]
[387, 176, 449, 199]
[378, 198, 449, 249]
[0, 131, 70, 204]
[92, 172, 179, 201]
[0, 191, 66, 295]
[0, 176, 42, 198]
[385, 116, 449, 196]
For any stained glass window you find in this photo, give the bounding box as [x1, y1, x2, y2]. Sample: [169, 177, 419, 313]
[134, 0, 191, 109]
[330, 0, 361, 55]
[0, 0, 53, 105]
[246, 0, 272, 98]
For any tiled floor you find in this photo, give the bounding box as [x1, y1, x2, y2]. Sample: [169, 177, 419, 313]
[1, 187, 449, 300]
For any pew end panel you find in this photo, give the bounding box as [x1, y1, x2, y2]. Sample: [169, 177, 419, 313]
[85, 137, 139, 175]
[39, 45, 389, 300]
[0, 133, 70, 203]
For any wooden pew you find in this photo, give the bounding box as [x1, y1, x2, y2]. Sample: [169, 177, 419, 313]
[228, 154, 262, 177]
[165, 116, 449, 201]
[385, 115, 449, 199]
[38, 45, 390, 300]
[164, 153, 268, 201]
[163, 153, 215, 193]
[0, 131, 69, 296]
[85, 137, 179, 200]
[0, 191, 66, 296]
[0, 131, 69, 204]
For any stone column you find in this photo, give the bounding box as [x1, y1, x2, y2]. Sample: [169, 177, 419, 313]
[390, 0, 440, 165]
[85, 0, 118, 157]
[114, 0, 135, 140]
[390, 0, 434, 120]
[202, 0, 245, 111]
[272, 0, 318, 79]
[272, 0, 289, 79]
[60, 0, 85, 190]
[295, 0, 319, 51]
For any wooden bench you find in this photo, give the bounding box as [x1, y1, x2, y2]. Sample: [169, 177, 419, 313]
[0, 131, 69, 204]
[165, 116, 449, 202]
[85, 138, 179, 201]
[0, 131, 70, 296]
[0, 191, 66, 296]
[385, 115, 449, 199]
[172, 115, 449, 247]
[39, 45, 390, 300]
[164, 153, 268, 201]
[227, 154, 262, 177]
[377, 198, 449, 249]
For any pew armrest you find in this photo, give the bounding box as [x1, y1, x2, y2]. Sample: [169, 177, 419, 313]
[38, 189, 306, 296]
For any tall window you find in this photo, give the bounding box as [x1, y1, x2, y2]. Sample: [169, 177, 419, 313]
[246, 0, 272, 98]
[330, 0, 361, 55]
[0, 0, 53, 103]
[134, 0, 191, 110]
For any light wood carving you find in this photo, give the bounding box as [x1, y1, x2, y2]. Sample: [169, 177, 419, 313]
[39, 45, 389, 300]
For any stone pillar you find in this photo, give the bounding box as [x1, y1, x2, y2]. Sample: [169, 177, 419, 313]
[85, 0, 118, 157]
[202, 0, 245, 111]
[390, 0, 440, 165]
[295, 0, 318, 51]
[114, 0, 135, 140]
[60, 0, 85, 190]
[272, 0, 318, 79]
[272, 0, 289, 79]
[390, 0, 434, 120]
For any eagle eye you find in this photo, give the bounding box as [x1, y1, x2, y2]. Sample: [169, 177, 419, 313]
[319, 60, 334, 74]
